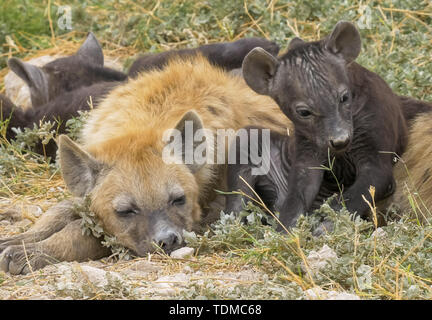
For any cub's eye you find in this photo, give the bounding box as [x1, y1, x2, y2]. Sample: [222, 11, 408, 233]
[171, 195, 186, 206]
[339, 91, 350, 103]
[115, 208, 138, 216]
[296, 107, 312, 118]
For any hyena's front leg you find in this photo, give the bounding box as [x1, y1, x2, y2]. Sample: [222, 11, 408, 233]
[0, 199, 81, 252]
[0, 219, 110, 275]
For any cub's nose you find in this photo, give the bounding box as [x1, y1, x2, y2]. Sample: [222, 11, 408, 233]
[329, 135, 351, 151]
[153, 231, 180, 251]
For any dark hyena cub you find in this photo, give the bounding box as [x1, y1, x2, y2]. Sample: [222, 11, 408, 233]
[7, 32, 127, 108]
[2, 32, 129, 158]
[230, 21, 408, 230]
[3, 36, 280, 159]
[128, 37, 280, 77]
[226, 99, 432, 228]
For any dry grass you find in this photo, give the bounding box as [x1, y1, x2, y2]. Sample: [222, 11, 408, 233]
[0, 0, 431, 300]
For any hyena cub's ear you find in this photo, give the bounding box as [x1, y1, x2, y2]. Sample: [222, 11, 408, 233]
[325, 21, 361, 64]
[163, 110, 206, 173]
[76, 32, 104, 67]
[287, 37, 306, 51]
[242, 47, 280, 96]
[7, 58, 49, 107]
[59, 135, 102, 197]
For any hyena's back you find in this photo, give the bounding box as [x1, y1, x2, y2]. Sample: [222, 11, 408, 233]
[81, 55, 291, 161]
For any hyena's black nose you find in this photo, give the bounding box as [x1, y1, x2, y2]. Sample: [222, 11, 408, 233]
[329, 135, 351, 151]
[153, 231, 179, 251]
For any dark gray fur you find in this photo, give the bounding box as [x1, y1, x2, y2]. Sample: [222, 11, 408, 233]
[128, 37, 280, 78]
[231, 21, 410, 230]
[7, 32, 127, 108]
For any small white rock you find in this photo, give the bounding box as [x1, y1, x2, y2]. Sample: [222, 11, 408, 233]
[128, 260, 160, 273]
[75, 265, 122, 288]
[170, 247, 194, 259]
[78, 265, 109, 287]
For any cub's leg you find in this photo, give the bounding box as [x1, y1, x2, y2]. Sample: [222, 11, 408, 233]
[0, 199, 80, 252]
[0, 219, 110, 275]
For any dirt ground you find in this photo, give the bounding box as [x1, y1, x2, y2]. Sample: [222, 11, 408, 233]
[0, 198, 365, 300]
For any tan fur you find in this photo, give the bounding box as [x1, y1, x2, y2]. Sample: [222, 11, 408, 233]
[385, 112, 432, 221]
[0, 56, 291, 274]
[81, 55, 291, 227]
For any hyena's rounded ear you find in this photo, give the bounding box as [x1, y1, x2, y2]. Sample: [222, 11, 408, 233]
[325, 21, 361, 64]
[58, 135, 102, 197]
[7, 57, 49, 107]
[242, 47, 280, 96]
[76, 32, 104, 67]
[174, 110, 204, 134]
[163, 111, 206, 173]
[287, 37, 306, 51]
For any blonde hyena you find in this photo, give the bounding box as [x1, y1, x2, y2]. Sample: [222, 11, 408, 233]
[0, 56, 292, 274]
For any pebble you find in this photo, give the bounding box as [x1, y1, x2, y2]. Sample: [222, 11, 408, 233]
[77, 265, 110, 287]
[170, 247, 194, 259]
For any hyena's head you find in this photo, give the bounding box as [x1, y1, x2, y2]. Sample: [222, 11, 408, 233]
[242, 21, 361, 154]
[7, 32, 126, 107]
[58, 111, 205, 255]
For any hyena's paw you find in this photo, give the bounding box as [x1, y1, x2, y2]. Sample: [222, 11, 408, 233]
[0, 244, 56, 275]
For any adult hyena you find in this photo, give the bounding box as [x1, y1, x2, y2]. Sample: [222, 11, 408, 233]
[380, 110, 432, 221]
[0, 56, 292, 274]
